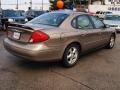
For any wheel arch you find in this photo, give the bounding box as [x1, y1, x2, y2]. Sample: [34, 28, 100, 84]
[62, 41, 82, 67]
[66, 41, 81, 50]
[62, 41, 82, 58]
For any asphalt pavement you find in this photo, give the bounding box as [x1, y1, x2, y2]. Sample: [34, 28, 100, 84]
[0, 31, 120, 90]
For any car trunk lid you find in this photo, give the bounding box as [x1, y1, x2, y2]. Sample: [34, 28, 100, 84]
[7, 23, 34, 43]
[7, 23, 55, 43]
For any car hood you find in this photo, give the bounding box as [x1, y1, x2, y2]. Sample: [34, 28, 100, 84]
[103, 20, 120, 26]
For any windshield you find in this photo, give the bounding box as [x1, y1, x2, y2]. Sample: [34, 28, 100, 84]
[105, 15, 120, 21]
[27, 13, 69, 27]
[2, 10, 21, 17]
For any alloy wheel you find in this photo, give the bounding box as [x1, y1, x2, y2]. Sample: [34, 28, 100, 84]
[67, 47, 79, 65]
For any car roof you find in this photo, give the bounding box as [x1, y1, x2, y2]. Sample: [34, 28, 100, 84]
[50, 10, 88, 15]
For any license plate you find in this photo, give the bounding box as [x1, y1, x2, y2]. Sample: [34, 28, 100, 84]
[13, 32, 21, 40]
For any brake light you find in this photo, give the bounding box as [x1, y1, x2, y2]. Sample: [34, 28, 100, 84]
[30, 30, 49, 43]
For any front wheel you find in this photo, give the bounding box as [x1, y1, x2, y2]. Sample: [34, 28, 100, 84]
[106, 35, 115, 49]
[62, 44, 80, 67]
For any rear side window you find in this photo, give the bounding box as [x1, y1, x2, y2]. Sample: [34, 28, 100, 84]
[90, 16, 104, 29]
[77, 15, 93, 29]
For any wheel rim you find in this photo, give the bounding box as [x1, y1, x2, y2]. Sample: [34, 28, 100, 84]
[110, 37, 115, 48]
[67, 47, 78, 64]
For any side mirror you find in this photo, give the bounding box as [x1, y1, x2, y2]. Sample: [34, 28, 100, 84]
[105, 24, 110, 28]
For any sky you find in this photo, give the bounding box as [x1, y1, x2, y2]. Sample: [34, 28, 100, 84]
[1, 0, 50, 10]
[2, 0, 49, 4]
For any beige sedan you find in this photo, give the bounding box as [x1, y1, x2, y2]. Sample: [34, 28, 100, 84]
[4, 10, 116, 67]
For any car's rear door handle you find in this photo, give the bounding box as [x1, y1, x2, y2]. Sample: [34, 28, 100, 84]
[81, 34, 86, 36]
[98, 32, 102, 35]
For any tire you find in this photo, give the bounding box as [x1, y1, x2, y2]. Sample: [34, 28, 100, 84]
[106, 35, 115, 49]
[62, 44, 80, 67]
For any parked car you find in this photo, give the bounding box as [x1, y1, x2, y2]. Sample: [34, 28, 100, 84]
[1, 10, 28, 30]
[103, 14, 120, 32]
[4, 11, 116, 67]
[17, 10, 25, 16]
[96, 11, 112, 19]
[25, 10, 45, 21]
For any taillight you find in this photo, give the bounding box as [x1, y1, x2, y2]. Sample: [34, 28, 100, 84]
[29, 30, 49, 43]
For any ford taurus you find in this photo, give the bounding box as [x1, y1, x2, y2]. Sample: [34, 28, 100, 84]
[4, 10, 116, 67]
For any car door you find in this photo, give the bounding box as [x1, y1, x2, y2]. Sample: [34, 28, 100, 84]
[73, 15, 102, 51]
[90, 16, 110, 45]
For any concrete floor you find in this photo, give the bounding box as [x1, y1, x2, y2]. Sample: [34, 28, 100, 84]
[0, 31, 120, 90]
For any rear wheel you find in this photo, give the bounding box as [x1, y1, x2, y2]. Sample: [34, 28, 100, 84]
[62, 44, 80, 67]
[106, 35, 115, 49]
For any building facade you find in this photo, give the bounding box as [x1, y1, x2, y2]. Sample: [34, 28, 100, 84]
[49, 0, 89, 10]
[89, 0, 104, 4]
[49, 0, 105, 10]
[89, 0, 120, 15]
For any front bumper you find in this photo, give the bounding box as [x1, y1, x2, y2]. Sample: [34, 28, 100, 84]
[115, 27, 120, 32]
[4, 38, 62, 61]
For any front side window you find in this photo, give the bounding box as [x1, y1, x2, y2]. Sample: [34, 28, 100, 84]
[27, 13, 69, 27]
[77, 15, 93, 29]
[90, 16, 104, 29]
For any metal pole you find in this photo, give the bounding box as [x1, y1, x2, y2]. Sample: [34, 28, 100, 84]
[42, 0, 43, 11]
[30, 0, 32, 9]
[16, 0, 18, 10]
[102, 0, 105, 5]
[0, 0, 1, 9]
[73, 0, 75, 5]
[79, 0, 81, 5]
[88, 0, 91, 5]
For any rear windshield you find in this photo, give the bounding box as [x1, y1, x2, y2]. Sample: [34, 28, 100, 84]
[105, 15, 120, 20]
[27, 13, 69, 27]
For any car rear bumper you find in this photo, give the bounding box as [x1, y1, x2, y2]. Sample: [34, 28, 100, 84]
[4, 38, 63, 61]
